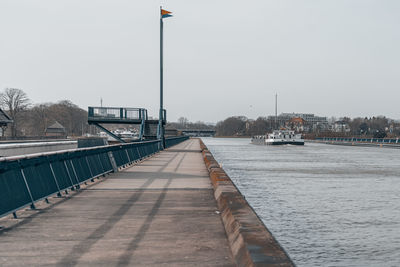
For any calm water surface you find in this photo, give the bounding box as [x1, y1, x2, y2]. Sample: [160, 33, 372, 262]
[202, 138, 400, 267]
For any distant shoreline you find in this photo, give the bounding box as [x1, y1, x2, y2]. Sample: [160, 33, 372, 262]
[212, 136, 251, 138]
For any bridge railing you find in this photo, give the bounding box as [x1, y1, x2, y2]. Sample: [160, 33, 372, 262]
[315, 137, 399, 144]
[0, 136, 188, 218]
[165, 136, 189, 148]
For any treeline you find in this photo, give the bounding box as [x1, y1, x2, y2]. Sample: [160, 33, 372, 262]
[2, 88, 398, 139]
[0, 88, 88, 137]
[167, 117, 214, 130]
[215, 116, 274, 137]
[214, 116, 400, 137]
[166, 115, 399, 138]
[20, 101, 88, 136]
[343, 116, 394, 136]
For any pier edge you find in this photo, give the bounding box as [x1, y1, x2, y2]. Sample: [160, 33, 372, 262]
[198, 138, 295, 267]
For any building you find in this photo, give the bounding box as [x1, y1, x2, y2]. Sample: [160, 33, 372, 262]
[285, 117, 306, 132]
[0, 109, 13, 137]
[178, 129, 216, 137]
[268, 113, 328, 131]
[331, 121, 351, 133]
[45, 121, 67, 138]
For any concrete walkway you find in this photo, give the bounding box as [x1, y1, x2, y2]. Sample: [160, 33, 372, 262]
[0, 139, 235, 266]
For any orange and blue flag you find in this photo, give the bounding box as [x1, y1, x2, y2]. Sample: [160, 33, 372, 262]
[161, 9, 172, 19]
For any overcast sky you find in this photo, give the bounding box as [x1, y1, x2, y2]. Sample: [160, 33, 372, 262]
[0, 0, 399, 122]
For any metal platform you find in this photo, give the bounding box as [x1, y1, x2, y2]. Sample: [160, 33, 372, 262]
[88, 107, 166, 143]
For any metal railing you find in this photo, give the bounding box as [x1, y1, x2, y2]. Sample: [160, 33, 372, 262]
[0, 136, 189, 218]
[165, 136, 189, 147]
[88, 107, 148, 121]
[315, 137, 399, 144]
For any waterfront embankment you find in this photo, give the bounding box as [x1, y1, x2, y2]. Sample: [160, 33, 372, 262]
[199, 139, 294, 266]
[0, 138, 294, 266]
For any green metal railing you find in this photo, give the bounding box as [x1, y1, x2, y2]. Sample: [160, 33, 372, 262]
[165, 136, 189, 147]
[0, 136, 188, 218]
[316, 137, 399, 144]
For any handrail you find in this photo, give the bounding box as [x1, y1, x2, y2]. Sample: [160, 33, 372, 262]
[315, 137, 399, 144]
[88, 107, 148, 120]
[0, 136, 189, 218]
[165, 136, 188, 147]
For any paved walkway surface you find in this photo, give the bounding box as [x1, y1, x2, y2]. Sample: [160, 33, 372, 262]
[0, 139, 235, 266]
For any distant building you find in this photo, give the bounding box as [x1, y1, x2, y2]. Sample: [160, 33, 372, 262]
[332, 121, 351, 133]
[286, 117, 306, 132]
[0, 109, 13, 137]
[268, 113, 328, 132]
[178, 129, 216, 137]
[45, 121, 67, 138]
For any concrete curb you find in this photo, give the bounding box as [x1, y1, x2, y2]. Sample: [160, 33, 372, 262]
[199, 139, 295, 267]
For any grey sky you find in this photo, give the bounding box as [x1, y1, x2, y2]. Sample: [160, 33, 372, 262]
[1, 0, 399, 122]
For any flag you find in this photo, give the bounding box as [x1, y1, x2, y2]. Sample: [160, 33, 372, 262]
[161, 9, 172, 19]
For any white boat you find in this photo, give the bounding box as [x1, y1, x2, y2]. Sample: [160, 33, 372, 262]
[114, 130, 138, 139]
[99, 130, 139, 141]
[251, 130, 304, 145]
[251, 94, 304, 145]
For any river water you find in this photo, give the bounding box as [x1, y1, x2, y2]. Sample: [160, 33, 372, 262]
[201, 138, 400, 267]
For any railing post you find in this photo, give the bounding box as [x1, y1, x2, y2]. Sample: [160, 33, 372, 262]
[49, 162, 62, 197]
[125, 148, 131, 164]
[20, 168, 36, 210]
[85, 157, 94, 181]
[107, 151, 118, 172]
[70, 160, 81, 189]
[97, 154, 106, 175]
[136, 146, 141, 159]
[64, 161, 77, 190]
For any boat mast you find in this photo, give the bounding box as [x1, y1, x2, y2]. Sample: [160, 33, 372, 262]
[275, 93, 278, 129]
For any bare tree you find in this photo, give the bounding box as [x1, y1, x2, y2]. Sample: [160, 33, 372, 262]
[215, 116, 247, 136]
[47, 100, 88, 136]
[14, 100, 88, 137]
[28, 103, 52, 136]
[177, 117, 189, 129]
[0, 88, 30, 137]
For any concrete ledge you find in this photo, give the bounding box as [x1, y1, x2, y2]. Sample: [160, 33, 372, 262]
[199, 139, 294, 267]
[0, 141, 78, 157]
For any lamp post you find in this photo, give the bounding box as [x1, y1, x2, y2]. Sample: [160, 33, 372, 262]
[159, 10, 165, 148]
[159, 7, 172, 149]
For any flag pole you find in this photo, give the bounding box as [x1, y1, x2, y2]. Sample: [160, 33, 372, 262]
[159, 6, 165, 149]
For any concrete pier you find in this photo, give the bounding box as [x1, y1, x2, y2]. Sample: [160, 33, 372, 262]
[0, 139, 235, 266]
[0, 138, 293, 266]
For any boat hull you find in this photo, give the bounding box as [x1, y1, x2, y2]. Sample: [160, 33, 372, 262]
[266, 141, 304, 145]
[251, 139, 305, 145]
[251, 130, 305, 146]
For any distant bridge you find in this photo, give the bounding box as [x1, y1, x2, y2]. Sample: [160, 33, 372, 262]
[178, 129, 216, 137]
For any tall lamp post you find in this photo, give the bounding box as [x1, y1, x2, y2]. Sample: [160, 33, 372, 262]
[159, 7, 172, 149]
